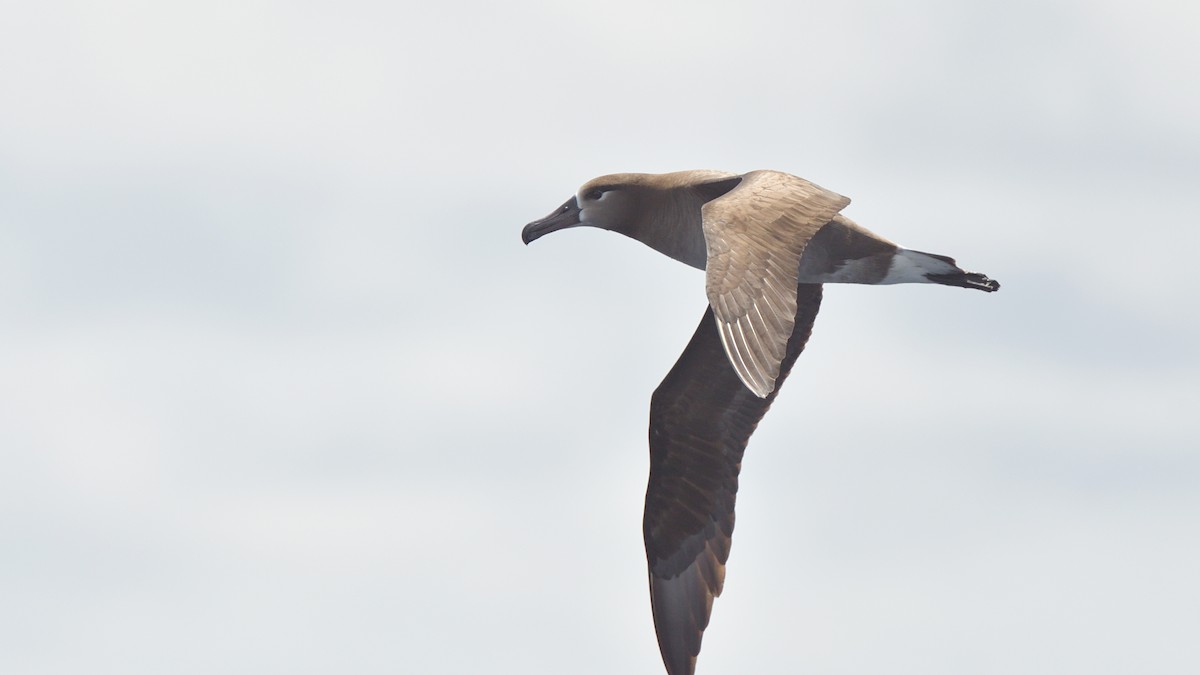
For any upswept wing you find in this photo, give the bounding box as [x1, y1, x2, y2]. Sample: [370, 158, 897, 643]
[702, 171, 848, 397]
[644, 284, 823, 675]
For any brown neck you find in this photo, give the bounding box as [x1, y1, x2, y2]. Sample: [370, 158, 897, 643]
[622, 186, 708, 270]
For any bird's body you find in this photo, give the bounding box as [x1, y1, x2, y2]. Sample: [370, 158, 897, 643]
[522, 169, 998, 675]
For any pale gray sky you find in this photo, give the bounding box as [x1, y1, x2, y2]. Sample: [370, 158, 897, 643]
[2, 1, 1198, 674]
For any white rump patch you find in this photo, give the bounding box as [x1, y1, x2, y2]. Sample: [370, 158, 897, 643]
[881, 249, 958, 285]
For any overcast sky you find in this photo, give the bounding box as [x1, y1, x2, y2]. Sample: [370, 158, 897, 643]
[2, 1, 1198, 674]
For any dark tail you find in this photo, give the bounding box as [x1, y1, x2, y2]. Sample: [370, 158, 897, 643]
[925, 270, 1001, 292]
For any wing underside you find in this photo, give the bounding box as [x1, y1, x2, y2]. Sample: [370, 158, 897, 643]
[644, 283, 824, 675]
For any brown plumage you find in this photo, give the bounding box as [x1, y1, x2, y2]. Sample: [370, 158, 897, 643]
[645, 288, 822, 675]
[701, 172, 849, 396]
[522, 169, 999, 675]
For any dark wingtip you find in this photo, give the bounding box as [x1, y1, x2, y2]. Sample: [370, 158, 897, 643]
[926, 271, 1001, 292]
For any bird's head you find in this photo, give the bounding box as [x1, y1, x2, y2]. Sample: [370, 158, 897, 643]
[521, 175, 638, 244]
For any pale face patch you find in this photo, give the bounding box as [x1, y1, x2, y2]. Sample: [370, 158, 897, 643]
[576, 189, 622, 230]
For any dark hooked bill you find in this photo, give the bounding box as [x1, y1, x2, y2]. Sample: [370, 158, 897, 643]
[521, 196, 582, 244]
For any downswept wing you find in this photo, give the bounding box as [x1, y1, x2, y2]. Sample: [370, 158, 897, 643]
[702, 171, 849, 397]
[644, 284, 824, 675]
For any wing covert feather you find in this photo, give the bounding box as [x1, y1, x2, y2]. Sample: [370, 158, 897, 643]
[702, 171, 848, 397]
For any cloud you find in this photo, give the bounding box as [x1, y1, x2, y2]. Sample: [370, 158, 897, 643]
[1, 1, 1197, 674]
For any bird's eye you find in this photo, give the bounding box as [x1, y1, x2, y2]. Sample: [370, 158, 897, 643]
[585, 189, 605, 201]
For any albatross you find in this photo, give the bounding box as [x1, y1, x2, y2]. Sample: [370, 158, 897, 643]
[521, 169, 998, 675]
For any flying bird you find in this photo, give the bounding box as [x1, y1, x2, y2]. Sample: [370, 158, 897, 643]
[521, 170, 998, 675]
